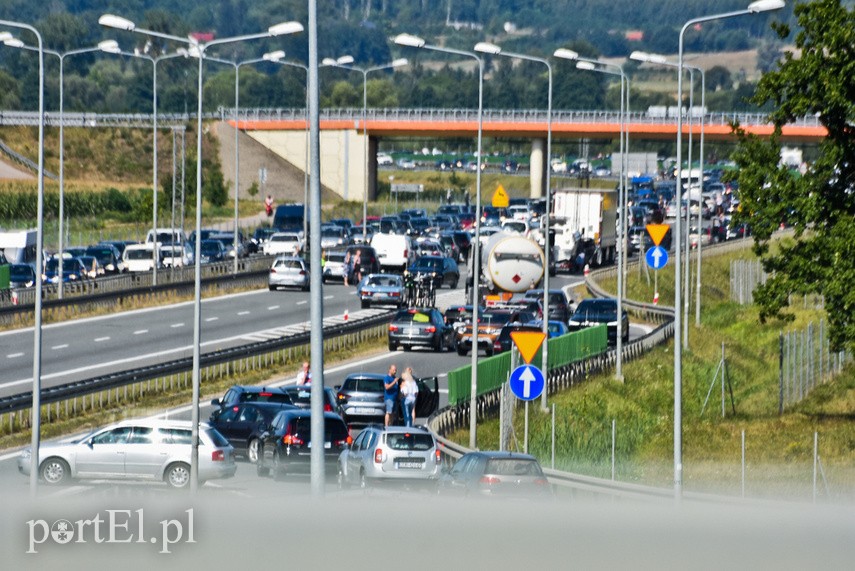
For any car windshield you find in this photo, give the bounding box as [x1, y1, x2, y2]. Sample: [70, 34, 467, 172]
[201, 242, 221, 255]
[385, 432, 435, 451]
[414, 258, 442, 271]
[395, 310, 433, 324]
[272, 235, 298, 243]
[485, 458, 544, 476]
[345, 378, 385, 392]
[575, 300, 616, 314]
[10, 266, 34, 280]
[481, 312, 514, 326]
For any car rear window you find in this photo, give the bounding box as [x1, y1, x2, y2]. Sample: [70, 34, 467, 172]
[240, 391, 292, 405]
[203, 428, 231, 448]
[385, 432, 435, 451]
[292, 417, 349, 441]
[395, 310, 432, 323]
[486, 459, 544, 476]
[345, 378, 385, 393]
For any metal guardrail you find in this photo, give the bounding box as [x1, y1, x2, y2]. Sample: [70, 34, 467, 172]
[0, 255, 277, 323]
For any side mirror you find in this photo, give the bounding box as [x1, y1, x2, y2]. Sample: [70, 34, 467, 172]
[210, 398, 221, 406]
[86, 439, 94, 449]
[334, 385, 341, 390]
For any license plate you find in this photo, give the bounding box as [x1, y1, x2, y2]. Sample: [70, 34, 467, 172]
[396, 461, 423, 469]
[354, 407, 375, 415]
[404, 328, 416, 336]
[307, 442, 332, 449]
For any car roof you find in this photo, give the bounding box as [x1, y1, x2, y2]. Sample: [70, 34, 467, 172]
[344, 373, 387, 381]
[468, 450, 539, 461]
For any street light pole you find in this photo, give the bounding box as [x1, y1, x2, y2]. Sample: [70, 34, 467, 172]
[1, 19, 45, 498]
[672, 0, 785, 500]
[262, 51, 310, 239]
[395, 33, 484, 449]
[554, 49, 629, 381]
[474, 41, 555, 405]
[100, 13, 303, 493]
[322, 57, 408, 242]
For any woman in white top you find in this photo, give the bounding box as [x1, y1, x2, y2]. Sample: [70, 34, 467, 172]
[400, 368, 419, 427]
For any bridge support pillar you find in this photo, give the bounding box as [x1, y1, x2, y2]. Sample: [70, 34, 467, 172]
[367, 136, 378, 201]
[529, 138, 546, 199]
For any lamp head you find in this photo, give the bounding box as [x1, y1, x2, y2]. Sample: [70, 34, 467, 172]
[553, 48, 579, 61]
[0, 32, 15, 43]
[3, 39, 25, 49]
[394, 33, 425, 48]
[474, 42, 501, 55]
[263, 50, 286, 62]
[576, 61, 596, 71]
[268, 21, 304, 37]
[99, 14, 136, 31]
[98, 40, 120, 53]
[321, 57, 337, 66]
[336, 55, 355, 65]
[748, 0, 785, 13]
[391, 58, 409, 68]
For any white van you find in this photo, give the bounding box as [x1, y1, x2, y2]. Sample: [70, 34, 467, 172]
[146, 227, 187, 247]
[370, 233, 415, 273]
[124, 243, 160, 272]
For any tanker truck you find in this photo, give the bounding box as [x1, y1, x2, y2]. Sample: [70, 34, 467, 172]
[551, 187, 617, 272]
[468, 231, 545, 298]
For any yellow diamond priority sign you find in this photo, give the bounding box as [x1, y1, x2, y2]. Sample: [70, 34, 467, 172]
[646, 224, 670, 247]
[492, 184, 510, 208]
[510, 331, 547, 364]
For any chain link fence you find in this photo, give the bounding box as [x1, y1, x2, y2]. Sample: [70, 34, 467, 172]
[779, 320, 853, 411]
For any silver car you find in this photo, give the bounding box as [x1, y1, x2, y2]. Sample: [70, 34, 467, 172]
[268, 255, 309, 291]
[338, 425, 441, 488]
[17, 419, 236, 488]
[356, 273, 404, 308]
[322, 249, 348, 283]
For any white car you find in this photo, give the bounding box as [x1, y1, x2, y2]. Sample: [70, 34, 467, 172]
[159, 243, 193, 267]
[17, 419, 236, 488]
[377, 152, 393, 166]
[370, 233, 416, 273]
[264, 232, 303, 256]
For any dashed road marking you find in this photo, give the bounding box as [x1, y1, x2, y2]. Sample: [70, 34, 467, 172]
[52, 344, 69, 350]
[7, 352, 23, 358]
[95, 337, 110, 342]
[205, 317, 219, 322]
[267, 305, 280, 311]
[238, 311, 250, 316]
[171, 323, 184, 328]
[133, 329, 148, 335]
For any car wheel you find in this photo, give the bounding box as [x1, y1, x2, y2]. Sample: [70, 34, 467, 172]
[272, 452, 286, 481]
[451, 277, 458, 289]
[256, 455, 270, 477]
[388, 342, 396, 352]
[486, 348, 494, 357]
[40, 457, 70, 485]
[164, 462, 191, 489]
[337, 467, 349, 490]
[403, 345, 412, 352]
[457, 346, 467, 356]
[359, 471, 370, 490]
[361, 300, 370, 309]
[268, 285, 276, 291]
[247, 438, 260, 464]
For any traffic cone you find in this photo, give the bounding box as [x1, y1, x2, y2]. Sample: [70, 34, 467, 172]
[11, 291, 18, 305]
[583, 264, 590, 277]
[343, 309, 349, 321]
[653, 291, 659, 305]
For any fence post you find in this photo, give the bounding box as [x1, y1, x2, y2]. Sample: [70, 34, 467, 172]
[813, 431, 818, 504]
[611, 418, 616, 481]
[778, 332, 784, 415]
[741, 429, 746, 498]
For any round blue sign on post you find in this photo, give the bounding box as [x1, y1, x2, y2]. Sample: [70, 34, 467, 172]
[645, 246, 669, 270]
[509, 365, 545, 401]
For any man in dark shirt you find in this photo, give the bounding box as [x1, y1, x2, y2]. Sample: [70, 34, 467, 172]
[384, 363, 399, 426]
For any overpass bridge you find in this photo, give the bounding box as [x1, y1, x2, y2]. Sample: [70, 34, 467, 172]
[0, 108, 826, 202]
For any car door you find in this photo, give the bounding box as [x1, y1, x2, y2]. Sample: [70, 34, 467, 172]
[209, 405, 241, 447]
[415, 376, 439, 417]
[344, 431, 366, 483]
[122, 426, 163, 479]
[442, 454, 473, 495]
[74, 426, 133, 477]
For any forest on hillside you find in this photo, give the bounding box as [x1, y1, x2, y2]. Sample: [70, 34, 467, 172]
[0, 0, 796, 115]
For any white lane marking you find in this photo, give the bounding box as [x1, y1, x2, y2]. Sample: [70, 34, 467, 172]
[323, 295, 334, 300]
[238, 311, 250, 316]
[268, 305, 280, 311]
[171, 323, 184, 328]
[133, 330, 148, 335]
[0, 288, 271, 338]
[296, 301, 307, 305]
[94, 337, 110, 342]
[52, 344, 69, 350]
[7, 353, 24, 358]
[205, 317, 219, 322]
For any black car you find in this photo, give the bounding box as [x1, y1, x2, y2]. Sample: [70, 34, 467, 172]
[282, 385, 348, 423]
[389, 307, 455, 352]
[85, 244, 124, 274]
[97, 240, 138, 258]
[8, 264, 36, 288]
[523, 289, 573, 323]
[256, 410, 351, 478]
[493, 323, 544, 354]
[407, 255, 459, 289]
[208, 402, 298, 463]
[210, 385, 294, 410]
[335, 373, 439, 426]
[568, 298, 630, 345]
[345, 245, 381, 276]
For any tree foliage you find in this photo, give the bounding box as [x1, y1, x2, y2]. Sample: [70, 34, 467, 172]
[732, 0, 855, 351]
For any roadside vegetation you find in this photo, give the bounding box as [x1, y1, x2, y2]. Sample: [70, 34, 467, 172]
[448, 243, 855, 501]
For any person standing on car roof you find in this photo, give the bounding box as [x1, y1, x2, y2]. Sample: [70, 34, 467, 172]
[384, 364, 399, 426]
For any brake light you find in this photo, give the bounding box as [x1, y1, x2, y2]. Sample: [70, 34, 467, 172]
[391, 292, 400, 297]
[269, 268, 277, 274]
[425, 326, 436, 333]
[299, 270, 306, 275]
[282, 433, 304, 446]
[493, 341, 502, 350]
[259, 392, 273, 397]
[374, 448, 384, 464]
[533, 478, 549, 486]
[403, 248, 408, 258]
[435, 448, 441, 463]
[389, 324, 399, 332]
[324, 403, 332, 412]
[479, 475, 501, 485]
[211, 450, 225, 462]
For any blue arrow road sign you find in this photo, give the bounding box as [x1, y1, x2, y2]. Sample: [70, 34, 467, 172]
[509, 365, 545, 401]
[645, 246, 669, 270]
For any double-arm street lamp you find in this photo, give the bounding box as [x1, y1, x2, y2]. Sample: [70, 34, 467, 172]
[100, 13, 303, 493]
[2, 38, 118, 300]
[1, 20, 45, 497]
[394, 33, 485, 450]
[322, 56, 408, 242]
[668, 0, 785, 500]
[262, 50, 311, 239]
[554, 48, 630, 381]
[473, 41, 555, 408]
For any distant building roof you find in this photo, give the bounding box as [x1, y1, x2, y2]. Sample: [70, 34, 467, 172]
[625, 30, 644, 41]
[190, 32, 215, 42]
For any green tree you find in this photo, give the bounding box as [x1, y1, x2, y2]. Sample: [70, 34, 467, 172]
[731, 0, 855, 351]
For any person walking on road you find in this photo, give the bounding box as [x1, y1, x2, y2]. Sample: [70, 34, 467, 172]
[384, 364, 399, 426]
[400, 367, 419, 427]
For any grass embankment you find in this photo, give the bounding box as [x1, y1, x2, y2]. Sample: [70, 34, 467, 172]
[0, 331, 388, 451]
[449, 240, 855, 500]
